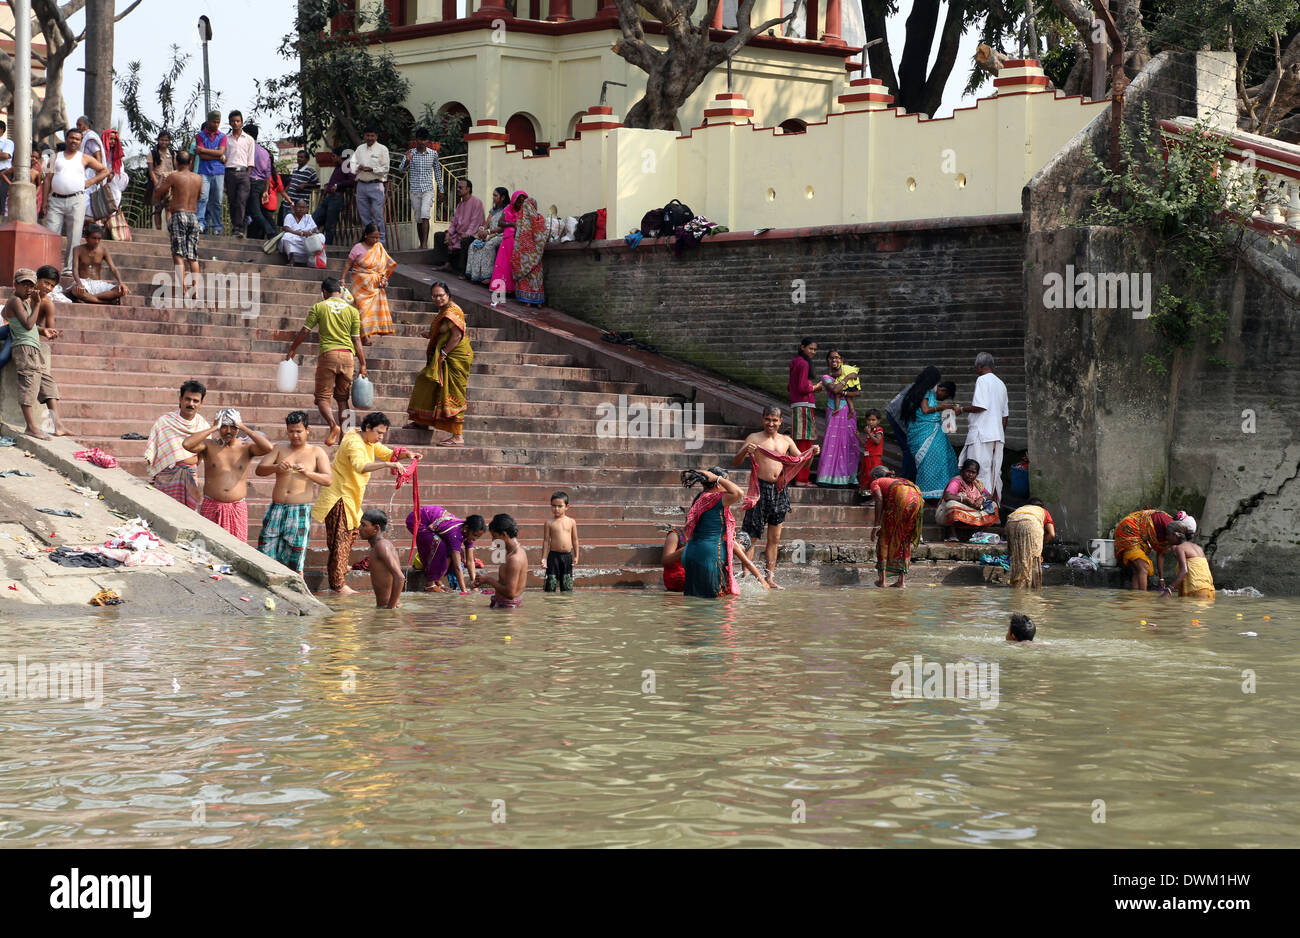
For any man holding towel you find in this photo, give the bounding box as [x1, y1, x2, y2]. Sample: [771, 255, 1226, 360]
[182, 407, 274, 542]
[145, 381, 210, 510]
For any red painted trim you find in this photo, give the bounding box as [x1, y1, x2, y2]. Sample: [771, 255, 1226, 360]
[1159, 118, 1300, 176]
[716, 93, 745, 100]
[993, 75, 1050, 87]
[837, 92, 893, 104]
[848, 77, 884, 86]
[474, 119, 499, 126]
[588, 105, 614, 114]
[363, 16, 859, 59]
[703, 108, 755, 118]
[464, 131, 509, 141]
[1003, 59, 1040, 68]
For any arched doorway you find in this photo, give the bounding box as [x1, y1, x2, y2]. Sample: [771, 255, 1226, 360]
[566, 111, 586, 139]
[779, 118, 808, 135]
[506, 113, 538, 150]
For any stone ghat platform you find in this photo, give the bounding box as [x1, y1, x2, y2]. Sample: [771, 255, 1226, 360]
[8, 227, 1010, 592]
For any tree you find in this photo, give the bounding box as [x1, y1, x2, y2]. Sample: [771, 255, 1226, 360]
[117, 45, 220, 148]
[610, 0, 797, 130]
[255, 0, 412, 150]
[0, 0, 141, 140]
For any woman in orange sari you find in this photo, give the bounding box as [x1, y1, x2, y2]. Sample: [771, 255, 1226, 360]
[869, 466, 923, 588]
[935, 458, 1000, 541]
[341, 223, 396, 345]
[1113, 507, 1175, 591]
[406, 281, 473, 445]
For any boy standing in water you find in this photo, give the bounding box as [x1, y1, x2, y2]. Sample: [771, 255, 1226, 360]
[542, 491, 580, 592]
[476, 513, 528, 608]
[256, 411, 333, 574]
[359, 508, 405, 608]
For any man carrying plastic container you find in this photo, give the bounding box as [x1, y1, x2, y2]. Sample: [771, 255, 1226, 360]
[283, 277, 367, 447]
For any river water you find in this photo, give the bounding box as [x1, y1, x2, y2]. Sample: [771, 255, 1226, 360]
[1, 585, 1296, 848]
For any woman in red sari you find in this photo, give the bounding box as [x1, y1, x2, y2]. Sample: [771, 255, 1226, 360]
[511, 192, 547, 306]
[869, 466, 923, 588]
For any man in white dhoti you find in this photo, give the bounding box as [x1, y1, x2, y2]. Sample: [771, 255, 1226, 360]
[958, 351, 1009, 501]
[280, 199, 319, 266]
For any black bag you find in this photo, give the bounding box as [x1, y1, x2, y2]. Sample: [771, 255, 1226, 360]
[640, 209, 664, 237]
[662, 198, 693, 232]
[574, 211, 599, 244]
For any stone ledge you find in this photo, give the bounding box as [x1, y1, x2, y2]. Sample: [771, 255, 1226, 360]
[0, 425, 329, 616]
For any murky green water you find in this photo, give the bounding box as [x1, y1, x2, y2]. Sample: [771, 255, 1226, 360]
[1, 585, 1297, 847]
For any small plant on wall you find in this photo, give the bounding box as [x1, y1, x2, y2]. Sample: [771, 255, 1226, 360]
[1084, 104, 1282, 375]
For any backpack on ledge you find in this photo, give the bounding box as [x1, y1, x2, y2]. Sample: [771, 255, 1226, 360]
[639, 199, 694, 238]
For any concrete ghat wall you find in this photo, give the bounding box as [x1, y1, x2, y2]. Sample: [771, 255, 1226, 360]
[542, 216, 1030, 448]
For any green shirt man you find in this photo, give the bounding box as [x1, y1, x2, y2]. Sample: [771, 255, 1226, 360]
[284, 278, 368, 446]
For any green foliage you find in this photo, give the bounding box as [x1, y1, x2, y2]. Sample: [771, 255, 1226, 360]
[254, 0, 413, 151]
[116, 45, 221, 149]
[1150, 0, 1298, 53]
[1085, 105, 1269, 373]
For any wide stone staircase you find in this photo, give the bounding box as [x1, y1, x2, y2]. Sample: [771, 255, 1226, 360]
[22, 228, 998, 590]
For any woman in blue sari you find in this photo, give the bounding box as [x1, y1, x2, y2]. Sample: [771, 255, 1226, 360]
[680, 467, 747, 598]
[909, 380, 963, 499]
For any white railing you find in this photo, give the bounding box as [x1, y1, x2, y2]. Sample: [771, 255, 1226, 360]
[1162, 117, 1300, 232]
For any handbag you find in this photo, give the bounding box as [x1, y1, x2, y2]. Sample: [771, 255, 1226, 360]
[106, 211, 132, 241]
[89, 186, 115, 220]
[262, 232, 284, 254]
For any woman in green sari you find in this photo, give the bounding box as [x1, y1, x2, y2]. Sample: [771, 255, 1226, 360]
[406, 281, 473, 446]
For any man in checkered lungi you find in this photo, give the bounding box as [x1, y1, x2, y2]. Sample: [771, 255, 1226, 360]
[255, 411, 332, 574]
[788, 337, 822, 485]
[144, 381, 209, 510]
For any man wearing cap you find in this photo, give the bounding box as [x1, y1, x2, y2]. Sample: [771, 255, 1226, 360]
[182, 408, 273, 542]
[4, 268, 70, 440]
[194, 110, 228, 236]
[349, 126, 389, 243]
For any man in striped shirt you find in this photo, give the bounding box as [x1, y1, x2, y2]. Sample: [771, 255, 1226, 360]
[279, 150, 318, 224]
[398, 128, 443, 250]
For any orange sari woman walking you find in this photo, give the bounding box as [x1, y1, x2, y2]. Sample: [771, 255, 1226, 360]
[869, 466, 923, 588]
[342, 223, 396, 344]
[406, 281, 472, 445]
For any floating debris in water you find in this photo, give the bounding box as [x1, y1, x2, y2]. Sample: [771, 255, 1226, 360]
[1240, 632, 1258, 637]
[1221, 587, 1264, 597]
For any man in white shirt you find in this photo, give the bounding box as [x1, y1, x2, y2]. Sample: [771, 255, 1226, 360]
[349, 126, 389, 244]
[224, 110, 256, 238]
[41, 128, 111, 275]
[0, 120, 14, 217]
[75, 116, 104, 216]
[958, 352, 1009, 501]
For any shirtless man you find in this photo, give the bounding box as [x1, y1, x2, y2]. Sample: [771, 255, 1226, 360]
[182, 407, 273, 542]
[153, 150, 204, 296]
[732, 405, 818, 589]
[255, 411, 332, 574]
[359, 509, 405, 609]
[67, 224, 129, 303]
[475, 513, 528, 609]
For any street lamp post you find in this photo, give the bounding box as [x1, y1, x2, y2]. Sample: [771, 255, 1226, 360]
[199, 16, 213, 117]
[9, 0, 36, 224]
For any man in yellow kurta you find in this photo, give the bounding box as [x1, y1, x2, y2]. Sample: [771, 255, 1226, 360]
[312, 412, 406, 594]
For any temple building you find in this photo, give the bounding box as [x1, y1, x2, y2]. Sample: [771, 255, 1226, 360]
[350, 0, 866, 144]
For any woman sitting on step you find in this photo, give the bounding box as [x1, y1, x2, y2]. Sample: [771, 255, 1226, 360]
[935, 458, 1000, 542]
[341, 223, 396, 346]
[465, 187, 510, 285]
[279, 199, 319, 267]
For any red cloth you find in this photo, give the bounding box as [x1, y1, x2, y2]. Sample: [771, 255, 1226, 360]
[743, 446, 814, 509]
[663, 563, 685, 592]
[795, 439, 816, 485]
[200, 496, 249, 542]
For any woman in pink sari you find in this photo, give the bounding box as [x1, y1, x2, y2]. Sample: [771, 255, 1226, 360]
[817, 348, 862, 487]
[489, 189, 523, 297]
